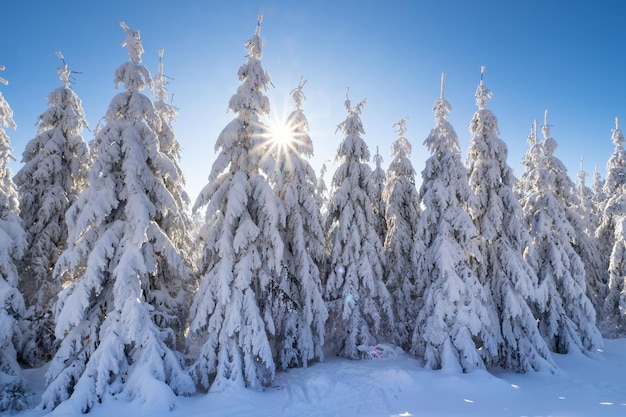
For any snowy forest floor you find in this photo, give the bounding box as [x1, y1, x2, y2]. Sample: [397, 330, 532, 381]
[16, 337, 626, 417]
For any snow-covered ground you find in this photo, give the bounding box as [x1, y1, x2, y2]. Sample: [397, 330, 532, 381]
[14, 337, 626, 417]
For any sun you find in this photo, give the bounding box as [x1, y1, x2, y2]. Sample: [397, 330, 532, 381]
[266, 114, 298, 158]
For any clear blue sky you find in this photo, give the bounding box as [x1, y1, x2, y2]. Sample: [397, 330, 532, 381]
[2, 0, 625, 200]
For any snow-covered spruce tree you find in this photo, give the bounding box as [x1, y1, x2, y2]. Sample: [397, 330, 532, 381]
[188, 15, 284, 391]
[14, 53, 90, 366]
[41, 23, 195, 412]
[574, 158, 607, 316]
[465, 69, 553, 372]
[539, 112, 605, 317]
[411, 74, 492, 372]
[0, 66, 28, 413]
[325, 88, 394, 359]
[268, 77, 327, 370]
[600, 118, 626, 333]
[371, 146, 387, 245]
[382, 117, 421, 351]
[151, 48, 195, 349]
[519, 114, 601, 353]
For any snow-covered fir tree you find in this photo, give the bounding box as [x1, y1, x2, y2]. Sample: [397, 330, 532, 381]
[371, 146, 387, 245]
[519, 114, 601, 353]
[14, 53, 90, 366]
[268, 77, 327, 370]
[325, 88, 394, 359]
[465, 69, 553, 372]
[539, 113, 604, 317]
[42, 23, 195, 412]
[381, 117, 421, 351]
[188, 15, 284, 391]
[574, 158, 607, 316]
[411, 74, 492, 372]
[600, 117, 626, 333]
[151, 48, 196, 349]
[0, 66, 28, 412]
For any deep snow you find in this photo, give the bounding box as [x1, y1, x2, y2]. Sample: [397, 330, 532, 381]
[15, 338, 626, 417]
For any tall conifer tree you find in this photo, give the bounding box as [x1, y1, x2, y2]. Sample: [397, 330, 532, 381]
[188, 15, 284, 391]
[411, 74, 492, 371]
[325, 88, 394, 359]
[42, 23, 195, 412]
[0, 65, 28, 412]
[269, 77, 327, 370]
[382, 117, 420, 350]
[151, 48, 195, 349]
[466, 68, 553, 371]
[520, 112, 601, 353]
[600, 118, 626, 333]
[15, 53, 90, 365]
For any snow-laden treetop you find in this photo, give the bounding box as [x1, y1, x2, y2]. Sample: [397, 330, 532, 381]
[246, 14, 264, 59]
[433, 72, 451, 121]
[55, 51, 73, 89]
[0, 65, 16, 130]
[475, 66, 493, 110]
[120, 21, 144, 64]
[611, 116, 624, 148]
[290, 76, 307, 110]
[542, 109, 557, 156]
[115, 22, 152, 93]
[154, 48, 169, 102]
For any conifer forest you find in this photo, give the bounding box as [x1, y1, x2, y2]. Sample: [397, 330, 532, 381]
[2, 16, 626, 414]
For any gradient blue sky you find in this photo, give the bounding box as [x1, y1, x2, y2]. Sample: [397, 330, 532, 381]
[1, 0, 625, 200]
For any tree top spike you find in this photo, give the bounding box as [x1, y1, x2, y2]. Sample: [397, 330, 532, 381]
[440, 72, 446, 99]
[256, 13, 263, 36]
[544, 109, 549, 126]
[480, 65, 486, 82]
[616, 116, 620, 130]
[158, 48, 164, 75]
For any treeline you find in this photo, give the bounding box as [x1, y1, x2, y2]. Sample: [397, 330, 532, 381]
[0, 16, 622, 413]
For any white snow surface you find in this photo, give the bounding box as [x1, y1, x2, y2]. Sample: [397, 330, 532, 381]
[15, 337, 626, 417]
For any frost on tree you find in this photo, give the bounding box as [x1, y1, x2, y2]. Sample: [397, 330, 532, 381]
[465, 69, 553, 372]
[14, 53, 90, 366]
[519, 115, 601, 353]
[600, 118, 626, 334]
[268, 77, 328, 370]
[41, 23, 194, 413]
[188, 15, 284, 391]
[411, 74, 492, 372]
[371, 146, 387, 245]
[0, 66, 28, 412]
[325, 88, 394, 359]
[151, 48, 196, 348]
[381, 117, 421, 351]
